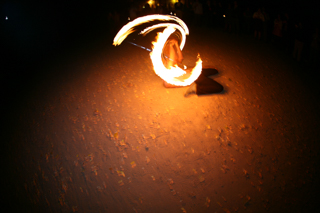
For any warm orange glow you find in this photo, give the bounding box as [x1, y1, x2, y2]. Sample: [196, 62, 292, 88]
[148, 0, 154, 6]
[113, 15, 202, 86]
[150, 26, 202, 86]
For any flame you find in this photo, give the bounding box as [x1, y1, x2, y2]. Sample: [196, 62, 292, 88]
[113, 15, 188, 46]
[140, 23, 186, 50]
[150, 26, 202, 86]
[113, 15, 202, 86]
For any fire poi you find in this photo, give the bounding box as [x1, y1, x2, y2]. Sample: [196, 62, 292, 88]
[113, 15, 202, 86]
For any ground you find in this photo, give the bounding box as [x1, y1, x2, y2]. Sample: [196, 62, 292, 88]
[3, 27, 320, 213]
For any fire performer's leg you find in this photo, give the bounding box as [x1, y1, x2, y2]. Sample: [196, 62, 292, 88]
[163, 41, 175, 68]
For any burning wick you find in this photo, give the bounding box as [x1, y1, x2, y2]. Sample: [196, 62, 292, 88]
[113, 15, 202, 86]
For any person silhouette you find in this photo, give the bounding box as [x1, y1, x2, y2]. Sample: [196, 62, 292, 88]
[161, 32, 224, 96]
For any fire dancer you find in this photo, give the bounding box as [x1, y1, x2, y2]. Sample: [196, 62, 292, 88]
[162, 32, 224, 96]
[162, 33, 184, 88]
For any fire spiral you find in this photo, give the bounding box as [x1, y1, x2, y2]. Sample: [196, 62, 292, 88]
[113, 15, 202, 86]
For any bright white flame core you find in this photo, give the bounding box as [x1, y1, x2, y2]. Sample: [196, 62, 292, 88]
[113, 15, 202, 86]
[113, 15, 189, 46]
[150, 26, 202, 86]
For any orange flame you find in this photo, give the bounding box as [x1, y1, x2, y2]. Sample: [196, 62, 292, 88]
[113, 15, 202, 86]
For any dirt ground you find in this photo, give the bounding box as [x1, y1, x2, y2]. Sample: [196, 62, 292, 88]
[3, 27, 320, 213]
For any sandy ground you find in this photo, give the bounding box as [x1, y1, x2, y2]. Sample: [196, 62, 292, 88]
[3, 27, 320, 213]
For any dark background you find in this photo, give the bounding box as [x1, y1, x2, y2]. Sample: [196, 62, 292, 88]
[1, 0, 319, 112]
[1, 0, 319, 62]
